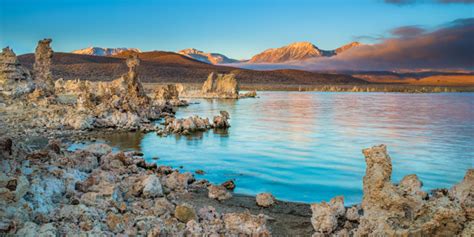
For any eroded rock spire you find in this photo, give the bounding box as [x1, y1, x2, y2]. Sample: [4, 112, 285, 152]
[33, 38, 54, 93]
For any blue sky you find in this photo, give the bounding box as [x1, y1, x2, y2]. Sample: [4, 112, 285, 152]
[1, 0, 472, 59]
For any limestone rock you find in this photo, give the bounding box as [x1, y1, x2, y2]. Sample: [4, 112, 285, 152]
[256, 192, 275, 207]
[164, 171, 194, 191]
[154, 84, 180, 101]
[310, 196, 345, 234]
[213, 111, 231, 129]
[175, 204, 197, 223]
[33, 39, 54, 94]
[354, 144, 468, 236]
[207, 184, 232, 201]
[0, 47, 34, 97]
[141, 175, 164, 198]
[223, 212, 270, 236]
[201, 72, 239, 99]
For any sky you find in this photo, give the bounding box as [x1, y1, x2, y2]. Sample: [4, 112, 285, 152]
[0, 0, 473, 60]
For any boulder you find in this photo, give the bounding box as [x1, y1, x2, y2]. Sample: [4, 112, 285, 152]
[310, 196, 345, 234]
[175, 204, 197, 223]
[256, 192, 275, 207]
[133, 175, 163, 198]
[223, 212, 270, 236]
[207, 184, 232, 201]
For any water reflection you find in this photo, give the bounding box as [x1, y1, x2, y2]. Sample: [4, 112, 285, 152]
[100, 92, 474, 204]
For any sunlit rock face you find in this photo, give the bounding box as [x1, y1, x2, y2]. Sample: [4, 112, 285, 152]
[178, 48, 238, 64]
[248, 41, 361, 63]
[72, 47, 141, 56]
[201, 72, 239, 99]
[33, 39, 54, 94]
[310, 145, 473, 236]
[0, 47, 34, 98]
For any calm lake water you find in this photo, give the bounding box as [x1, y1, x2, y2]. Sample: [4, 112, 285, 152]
[98, 92, 474, 204]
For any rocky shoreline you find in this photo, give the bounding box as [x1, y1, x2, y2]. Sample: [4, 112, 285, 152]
[1, 39, 473, 236]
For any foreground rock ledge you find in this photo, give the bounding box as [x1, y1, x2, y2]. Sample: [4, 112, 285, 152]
[310, 144, 473, 236]
[0, 137, 270, 236]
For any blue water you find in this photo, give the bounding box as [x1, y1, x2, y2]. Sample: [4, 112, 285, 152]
[102, 92, 473, 204]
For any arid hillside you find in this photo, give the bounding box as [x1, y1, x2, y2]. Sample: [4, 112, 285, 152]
[17, 51, 368, 85]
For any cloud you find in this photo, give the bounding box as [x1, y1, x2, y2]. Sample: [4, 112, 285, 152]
[390, 26, 425, 38]
[384, 0, 474, 4]
[240, 18, 474, 71]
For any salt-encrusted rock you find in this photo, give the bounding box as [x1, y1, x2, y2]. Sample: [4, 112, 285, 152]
[239, 90, 257, 98]
[213, 111, 231, 129]
[223, 212, 270, 236]
[154, 84, 180, 101]
[185, 219, 203, 235]
[450, 169, 474, 219]
[153, 197, 175, 216]
[82, 143, 112, 157]
[140, 175, 164, 198]
[256, 192, 276, 207]
[310, 196, 345, 234]
[354, 144, 468, 236]
[33, 39, 54, 94]
[175, 204, 197, 223]
[0, 47, 34, 97]
[345, 204, 362, 221]
[208, 184, 232, 201]
[164, 171, 194, 191]
[198, 206, 221, 221]
[201, 72, 239, 99]
[0, 175, 30, 203]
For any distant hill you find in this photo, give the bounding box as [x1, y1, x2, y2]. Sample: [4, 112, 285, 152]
[248, 41, 361, 63]
[17, 51, 367, 85]
[178, 48, 238, 64]
[72, 47, 141, 56]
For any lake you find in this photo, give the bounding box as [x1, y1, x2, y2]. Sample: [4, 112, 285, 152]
[97, 92, 474, 204]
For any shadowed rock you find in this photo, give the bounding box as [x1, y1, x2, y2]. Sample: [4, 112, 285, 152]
[0, 47, 34, 97]
[33, 39, 54, 94]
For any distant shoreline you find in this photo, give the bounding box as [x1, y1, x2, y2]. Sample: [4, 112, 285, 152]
[143, 83, 474, 93]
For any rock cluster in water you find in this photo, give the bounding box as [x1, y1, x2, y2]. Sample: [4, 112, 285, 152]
[179, 72, 257, 99]
[158, 111, 231, 136]
[0, 137, 270, 236]
[201, 72, 240, 99]
[310, 144, 473, 236]
[0, 39, 228, 133]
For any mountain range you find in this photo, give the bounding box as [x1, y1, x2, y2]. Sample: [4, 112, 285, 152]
[70, 41, 361, 65]
[248, 41, 361, 63]
[17, 51, 366, 85]
[72, 47, 141, 56]
[177, 48, 238, 64]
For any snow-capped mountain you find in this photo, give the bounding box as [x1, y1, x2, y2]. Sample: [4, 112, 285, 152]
[178, 48, 238, 64]
[248, 41, 361, 63]
[72, 47, 141, 56]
